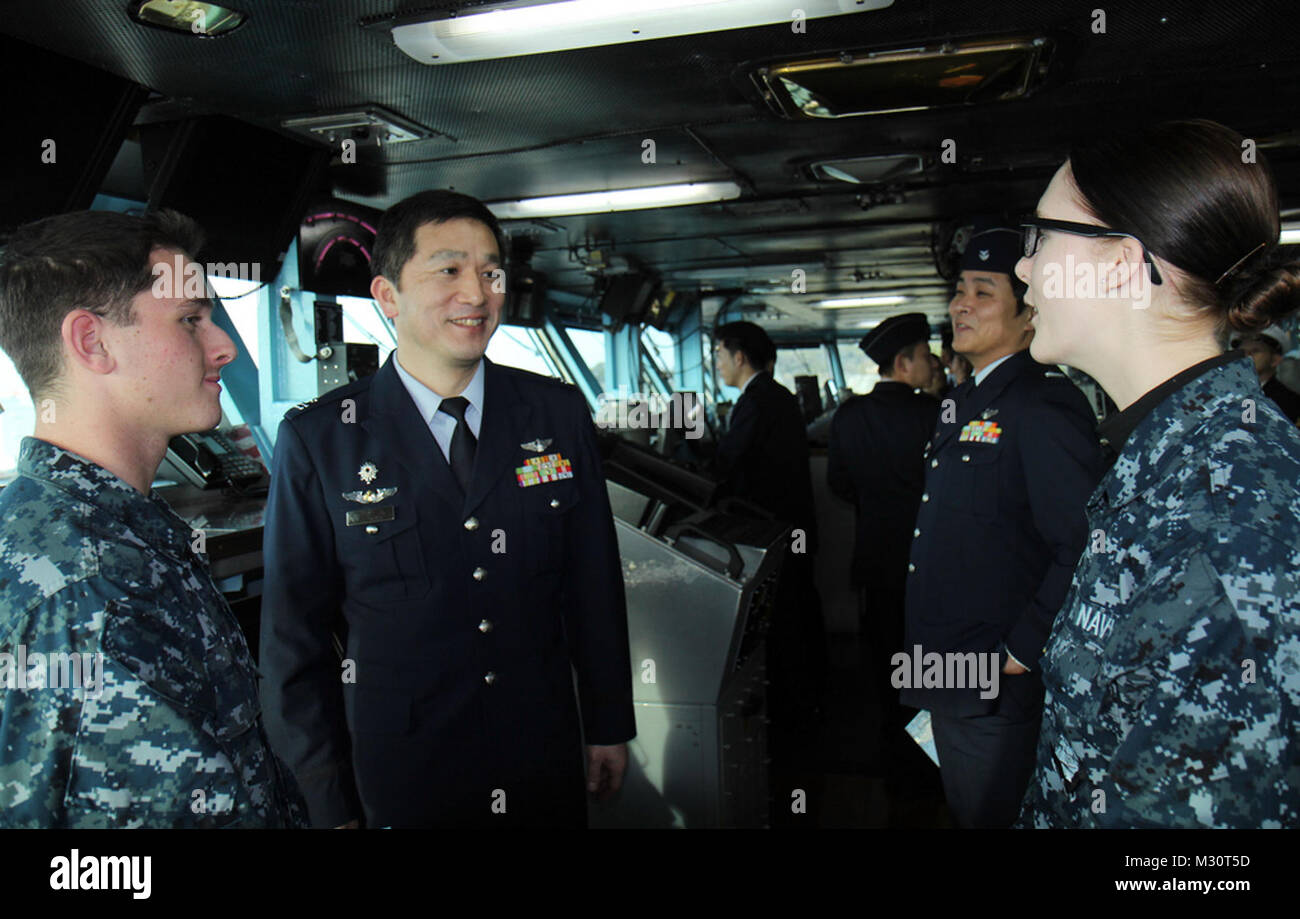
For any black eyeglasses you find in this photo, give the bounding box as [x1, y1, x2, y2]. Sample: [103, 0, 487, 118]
[1020, 217, 1163, 286]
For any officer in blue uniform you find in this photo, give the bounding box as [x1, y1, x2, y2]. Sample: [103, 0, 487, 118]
[260, 190, 635, 828]
[902, 221, 1104, 828]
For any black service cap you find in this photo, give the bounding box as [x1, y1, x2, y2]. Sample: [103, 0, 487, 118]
[859, 312, 930, 366]
[960, 218, 1022, 276]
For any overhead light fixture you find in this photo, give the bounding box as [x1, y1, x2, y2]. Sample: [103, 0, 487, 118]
[487, 181, 743, 219]
[391, 0, 893, 65]
[281, 107, 436, 147]
[1280, 225, 1300, 245]
[754, 36, 1052, 119]
[816, 295, 909, 308]
[809, 153, 931, 184]
[132, 1, 246, 36]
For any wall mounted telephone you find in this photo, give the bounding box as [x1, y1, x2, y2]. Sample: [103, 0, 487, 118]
[161, 430, 265, 489]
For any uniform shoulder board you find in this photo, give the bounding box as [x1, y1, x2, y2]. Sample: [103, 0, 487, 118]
[287, 396, 321, 418]
[1044, 371, 1068, 379]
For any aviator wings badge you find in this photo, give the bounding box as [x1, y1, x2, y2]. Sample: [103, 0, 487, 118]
[343, 461, 397, 503]
[521, 438, 552, 453]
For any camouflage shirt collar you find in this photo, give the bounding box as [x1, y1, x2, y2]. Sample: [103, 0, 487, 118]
[16, 437, 195, 557]
[1096, 356, 1258, 508]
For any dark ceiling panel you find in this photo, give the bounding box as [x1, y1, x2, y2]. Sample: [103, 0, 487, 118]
[1, 0, 1297, 331]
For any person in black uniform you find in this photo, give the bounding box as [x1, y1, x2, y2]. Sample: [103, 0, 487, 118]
[260, 190, 635, 828]
[712, 321, 818, 552]
[827, 314, 941, 814]
[1233, 326, 1300, 423]
[712, 321, 824, 812]
[902, 220, 1104, 828]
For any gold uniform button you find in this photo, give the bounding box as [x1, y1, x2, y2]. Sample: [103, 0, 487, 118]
[484, 671, 497, 685]
[908, 563, 916, 573]
[472, 567, 486, 582]
[930, 459, 938, 468]
[921, 493, 930, 502]
[550, 498, 560, 509]
[464, 517, 479, 531]
[478, 619, 493, 633]
[913, 528, 920, 537]
[365, 525, 379, 534]
[962, 454, 971, 462]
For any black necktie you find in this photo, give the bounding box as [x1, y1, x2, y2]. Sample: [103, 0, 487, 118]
[438, 396, 477, 492]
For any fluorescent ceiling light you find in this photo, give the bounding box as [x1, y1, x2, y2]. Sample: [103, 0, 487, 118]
[132, 0, 246, 36]
[1280, 226, 1300, 245]
[392, 0, 893, 64]
[487, 181, 742, 218]
[816, 295, 909, 308]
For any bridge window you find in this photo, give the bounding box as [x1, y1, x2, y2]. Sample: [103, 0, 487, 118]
[487, 325, 554, 377]
[772, 345, 833, 409]
[838, 341, 882, 396]
[210, 276, 263, 368]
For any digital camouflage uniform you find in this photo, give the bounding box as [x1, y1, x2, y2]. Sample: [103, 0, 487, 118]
[1020, 358, 1300, 828]
[0, 438, 305, 827]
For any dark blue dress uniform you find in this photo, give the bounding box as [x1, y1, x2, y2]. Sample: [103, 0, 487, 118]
[260, 355, 635, 827]
[902, 350, 1104, 826]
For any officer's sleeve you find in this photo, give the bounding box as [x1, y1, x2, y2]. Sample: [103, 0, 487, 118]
[1095, 546, 1299, 828]
[826, 407, 856, 504]
[1006, 383, 1103, 668]
[259, 417, 360, 827]
[712, 391, 759, 483]
[560, 388, 636, 745]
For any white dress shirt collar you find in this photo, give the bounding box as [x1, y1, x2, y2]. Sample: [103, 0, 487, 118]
[393, 353, 485, 440]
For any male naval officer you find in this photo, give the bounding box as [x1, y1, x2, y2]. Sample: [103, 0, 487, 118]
[0, 210, 303, 827]
[260, 190, 635, 828]
[902, 221, 1104, 828]
[827, 314, 939, 783]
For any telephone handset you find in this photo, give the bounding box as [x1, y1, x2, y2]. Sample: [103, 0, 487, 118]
[162, 430, 264, 489]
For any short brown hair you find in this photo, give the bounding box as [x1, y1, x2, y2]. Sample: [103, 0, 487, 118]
[0, 209, 204, 398]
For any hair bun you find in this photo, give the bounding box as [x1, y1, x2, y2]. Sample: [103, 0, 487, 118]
[1225, 257, 1300, 333]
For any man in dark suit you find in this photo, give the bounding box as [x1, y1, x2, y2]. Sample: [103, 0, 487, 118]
[903, 221, 1103, 828]
[712, 322, 818, 551]
[260, 190, 635, 828]
[712, 321, 824, 791]
[827, 314, 939, 802]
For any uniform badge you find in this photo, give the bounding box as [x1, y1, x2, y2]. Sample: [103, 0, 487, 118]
[343, 487, 397, 503]
[343, 461, 397, 503]
[959, 420, 1003, 444]
[516, 452, 573, 487]
[520, 438, 552, 453]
